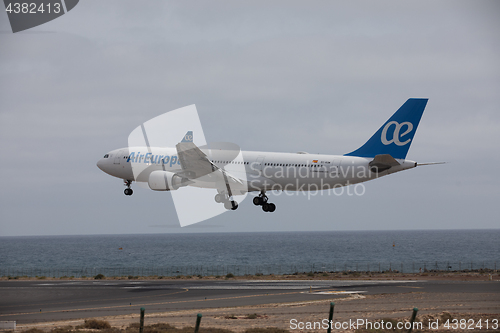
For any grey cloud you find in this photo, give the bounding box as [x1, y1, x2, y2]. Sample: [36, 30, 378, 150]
[0, 0, 499, 235]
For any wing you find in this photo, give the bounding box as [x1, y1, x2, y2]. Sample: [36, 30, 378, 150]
[175, 134, 244, 187]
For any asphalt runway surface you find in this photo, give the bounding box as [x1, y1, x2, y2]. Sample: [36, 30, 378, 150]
[0, 279, 498, 324]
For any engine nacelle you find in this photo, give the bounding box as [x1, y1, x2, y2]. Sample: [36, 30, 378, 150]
[148, 170, 188, 191]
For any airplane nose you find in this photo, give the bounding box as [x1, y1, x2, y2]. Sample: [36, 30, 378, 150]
[97, 159, 105, 171]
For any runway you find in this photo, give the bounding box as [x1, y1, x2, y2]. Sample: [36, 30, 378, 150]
[0, 279, 498, 324]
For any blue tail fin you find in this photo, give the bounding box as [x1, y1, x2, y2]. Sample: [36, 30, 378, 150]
[344, 98, 428, 159]
[181, 131, 193, 143]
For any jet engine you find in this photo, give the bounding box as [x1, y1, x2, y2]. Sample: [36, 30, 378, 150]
[148, 170, 189, 191]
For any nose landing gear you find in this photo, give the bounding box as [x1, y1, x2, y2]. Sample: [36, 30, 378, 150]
[124, 180, 133, 196]
[253, 191, 276, 212]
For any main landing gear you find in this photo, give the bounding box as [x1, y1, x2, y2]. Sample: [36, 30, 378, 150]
[214, 192, 238, 210]
[124, 180, 133, 196]
[253, 191, 276, 212]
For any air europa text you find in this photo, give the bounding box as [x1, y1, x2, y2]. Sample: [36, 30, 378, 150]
[127, 152, 181, 167]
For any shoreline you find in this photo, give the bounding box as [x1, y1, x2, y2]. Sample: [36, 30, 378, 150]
[1, 270, 498, 282]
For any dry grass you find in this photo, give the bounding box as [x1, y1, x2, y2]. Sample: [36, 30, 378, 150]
[21, 329, 46, 333]
[19, 313, 499, 333]
[81, 319, 111, 330]
[19, 323, 287, 333]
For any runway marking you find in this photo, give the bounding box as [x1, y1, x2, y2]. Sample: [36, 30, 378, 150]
[0, 283, 355, 309]
[0, 289, 189, 317]
[310, 290, 366, 295]
[0, 289, 336, 318]
[0, 288, 188, 309]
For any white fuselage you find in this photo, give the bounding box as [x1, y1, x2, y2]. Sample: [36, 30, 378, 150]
[96, 147, 416, 194]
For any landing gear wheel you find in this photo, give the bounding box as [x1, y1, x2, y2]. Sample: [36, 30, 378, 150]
[123, 180, 133, 196]
[262, 202, 276, 212]
[253, 197, 263, 206]
[224, 201, 238, 210]
[215, 193, 223, 203]
[256, 191, 275, 212]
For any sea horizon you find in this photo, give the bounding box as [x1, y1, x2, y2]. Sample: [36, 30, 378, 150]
[1, 227, 499, 238]
[1, 229, 498, 276]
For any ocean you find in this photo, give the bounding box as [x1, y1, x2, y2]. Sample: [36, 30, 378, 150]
[0, 230, 498, 277]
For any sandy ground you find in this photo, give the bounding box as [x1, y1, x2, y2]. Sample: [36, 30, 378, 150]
[12, 274, 499, 332]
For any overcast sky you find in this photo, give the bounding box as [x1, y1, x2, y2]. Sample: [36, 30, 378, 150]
[1, 1, 499, 236]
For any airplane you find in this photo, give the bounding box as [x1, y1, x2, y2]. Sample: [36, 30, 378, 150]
[97, 98, 436, 213]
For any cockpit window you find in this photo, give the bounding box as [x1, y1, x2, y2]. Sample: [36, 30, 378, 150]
[104, 154, 109, 158]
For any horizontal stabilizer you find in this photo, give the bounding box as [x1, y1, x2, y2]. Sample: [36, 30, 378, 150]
[369, 154, 400, 172]
[416, 162, 447, 166]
